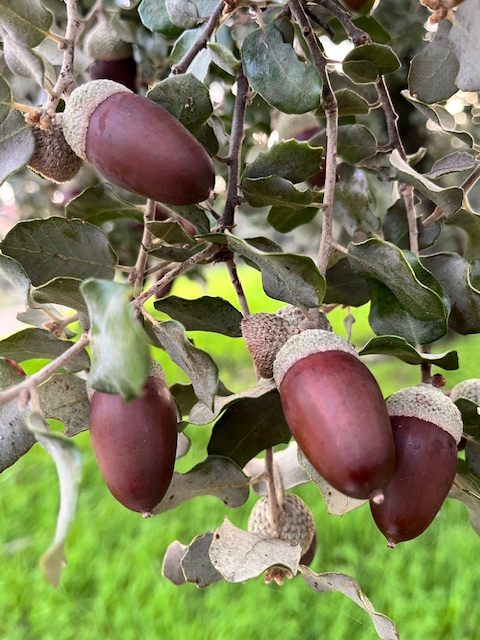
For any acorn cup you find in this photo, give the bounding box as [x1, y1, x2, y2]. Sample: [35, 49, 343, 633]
[370, 384, 463, 547]
[248, 493, 316, 555]
[88, 368, 178, 516]
[62, 80, 215, 205]
[86, 19, 138, 92]
[273, 329, 395, 501]
[27, 114, 82, 183]
[450, 379, 480, 405]
[85, 19, 133, 62]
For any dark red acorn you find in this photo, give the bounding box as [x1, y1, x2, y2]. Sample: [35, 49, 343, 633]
[370, 385, 463, 546]
[273, 330, 395, 500]
[340, 0, 378, 13]
[62, 80, 215, 205]
[89, 374, 178, 516]
[89, 57, 138, 92]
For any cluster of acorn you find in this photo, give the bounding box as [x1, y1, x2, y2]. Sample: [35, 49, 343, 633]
[242, 311, 465, 550]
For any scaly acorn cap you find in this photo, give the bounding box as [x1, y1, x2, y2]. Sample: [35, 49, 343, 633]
[241, 313, 292, 379]
[85, 20, 133, 61]
[273, 329, 357, 388]
[62, 80, 132, 161]
[276, 305, 332, 332]
[450, 379, 480, 405]
[387, 384, 463, 444]
[248, 494, 315, 555]
[27, 114, 83, 183]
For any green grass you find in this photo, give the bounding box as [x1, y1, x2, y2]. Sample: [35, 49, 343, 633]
[1, 266, 480, 640]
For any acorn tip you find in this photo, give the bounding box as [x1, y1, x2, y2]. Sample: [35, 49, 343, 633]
[370, 489, 384, 505]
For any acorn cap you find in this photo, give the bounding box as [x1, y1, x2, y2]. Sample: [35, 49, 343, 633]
[241, 313, 292, 379]
[450, 379, 480, 405]
[273, 329, 357, 388]
[85, 20, 133, 61]
[63, 80, 132, 161]
[27, 114, 83, 183]
[387, 384, 463, 444]
[276, 306, 332, 332]
[247, 494, 315, 554]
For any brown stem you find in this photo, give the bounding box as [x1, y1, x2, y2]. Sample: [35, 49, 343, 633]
[290, 0, 337, 276]
[376, 77, 419, 256]
[0, 333, 90, 407]
[376, 77, 405, 159]
[226, 258, 250, 316]
[311, 0, 370, 45]
[172, 0, 227, 75]
[400, 183, 419, 256]
[130, 199, 156, 296]
[218, 68, 249, 231]
[420, 345, 433, 384]
[45, 0, 80, 115]
[131, 244, 218, 310]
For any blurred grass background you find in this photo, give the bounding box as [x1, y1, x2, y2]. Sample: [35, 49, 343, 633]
[1, 266, 480, 640]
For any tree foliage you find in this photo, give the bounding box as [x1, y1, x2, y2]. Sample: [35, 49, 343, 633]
[1, 0, 480, 636]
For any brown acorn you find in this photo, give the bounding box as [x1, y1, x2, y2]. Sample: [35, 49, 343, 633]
[89, 372, 178, 516]
[27, 115, 82, 183]
[62, 80, 215, 205]
[273, 329, 395, 500]
[89, 57, 138, 93]
[248, 493, 315, 555]
[370, 384, 463, 546]
[340, 0, 378, 13]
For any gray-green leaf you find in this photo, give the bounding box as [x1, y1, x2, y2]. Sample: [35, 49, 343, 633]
[81, 279, 150, 400]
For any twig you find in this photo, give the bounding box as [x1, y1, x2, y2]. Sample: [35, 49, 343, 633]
[0, 333, 90, 407]
[218, 68, 250, 231]
[421, 345, 433, 384]
[312, 0, 370, 45]
[226, 257, 250, 316]
[44, 0, 80, 115]
[265, 448, 281, 536]
[131, 244, 219, 310]
[172, 0, 227, 75]
[376, 77, 406, 159]
[332, 240, 349, 255]
[290, 0, 337, 275]
[43, 313, 80, 338]
[400, 183, 419, 256]
[376, 77, 419, 256]
[130, 199, 156, 296]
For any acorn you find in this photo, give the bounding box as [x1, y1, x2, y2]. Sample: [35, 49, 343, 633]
[89, 58, 138, 93]
[273, 329, 395, 500]
[89, 371, 178, 516]
[370, 384, 463, 546]
[248, 493, 315, 555]
[27, 115, 82, 183]
[450, 379, 480, 405]
[340, 0, 378, 14]
[62, 80, 215, 205]
[241, 313, 293, 379]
